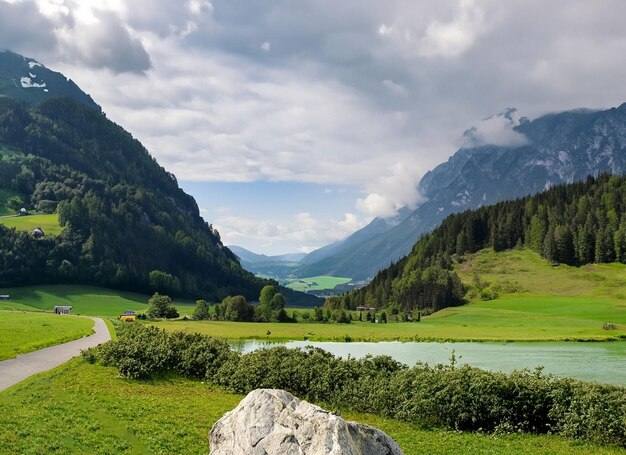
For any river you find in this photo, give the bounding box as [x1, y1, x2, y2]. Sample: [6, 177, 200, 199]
[235, 340, 626, 385]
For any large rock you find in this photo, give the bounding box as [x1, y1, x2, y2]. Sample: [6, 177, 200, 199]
[210, 389, 404, 455]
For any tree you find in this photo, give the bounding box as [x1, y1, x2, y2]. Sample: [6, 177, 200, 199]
[192, 299, 210, 320]
[6, 195, 24, 211]
[258, 285, 277, 320]
[149, 270, 181, 295]
[147, 292, 179, 319]
[381, 311, 387, 323]
[222, 295, 253, 322]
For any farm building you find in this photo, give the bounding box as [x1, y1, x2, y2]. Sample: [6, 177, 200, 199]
[53, 305, 72, 315]
[356, 306, 376, 312]
[120, 311, 137, 321]
[32, 227, 45, 239]
[0, 295, 9, 300]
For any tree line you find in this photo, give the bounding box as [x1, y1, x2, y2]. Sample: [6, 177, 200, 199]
[328, 173, 626, 314]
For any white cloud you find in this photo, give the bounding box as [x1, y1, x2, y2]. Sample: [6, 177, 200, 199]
[261, 41, 270, 52]
[461, 108, 529, 147]
[214, 211, 366, 254]
[417, 0, 485, 58]
[356, 162, 425, 218]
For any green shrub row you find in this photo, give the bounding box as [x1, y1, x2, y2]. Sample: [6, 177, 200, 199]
[83, 324, 626, 447]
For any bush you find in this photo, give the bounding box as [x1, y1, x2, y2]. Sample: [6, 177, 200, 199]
[85, 324, 626, 447]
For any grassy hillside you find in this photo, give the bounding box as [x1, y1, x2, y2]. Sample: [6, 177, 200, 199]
[155, 248, 626, 341]
[0, 359, 622, 454]
[0, 285, 195, 317]
[0, 213, 62, 235]
[0, 312, 94, 360]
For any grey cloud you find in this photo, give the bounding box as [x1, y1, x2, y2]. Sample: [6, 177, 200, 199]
[0, 1, 57, 55]
[61, 10, 152, 74]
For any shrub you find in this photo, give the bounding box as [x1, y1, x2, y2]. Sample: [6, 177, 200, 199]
[85, 324, 626, 447]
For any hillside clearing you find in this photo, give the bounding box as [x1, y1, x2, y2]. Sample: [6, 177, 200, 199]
[0, 284, 194, 317]
[0, 213, 63, 236]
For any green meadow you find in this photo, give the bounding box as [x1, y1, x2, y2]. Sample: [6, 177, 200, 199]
[0, 359, 622, 455]
[284, 275, 352, 292]
[1, 248, 625, 342]
[0, 312, 94, 360]
[0, 284, 194, 317]
[0, 213, 64, 236]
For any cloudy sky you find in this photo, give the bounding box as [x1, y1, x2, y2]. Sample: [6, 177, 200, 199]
[3, 0, 626, 254]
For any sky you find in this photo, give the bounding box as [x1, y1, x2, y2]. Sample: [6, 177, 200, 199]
[2, 0, 626, 254]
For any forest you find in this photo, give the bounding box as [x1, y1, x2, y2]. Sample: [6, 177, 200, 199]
[0, 96, 267, 301]
[327, 173, 626, 314]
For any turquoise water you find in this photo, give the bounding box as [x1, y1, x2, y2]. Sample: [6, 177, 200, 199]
[235, 340, 626, 385]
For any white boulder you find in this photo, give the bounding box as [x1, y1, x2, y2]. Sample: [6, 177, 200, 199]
[210, 388, 404, 455]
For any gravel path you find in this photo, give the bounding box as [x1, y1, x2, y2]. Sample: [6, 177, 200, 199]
[0, 317, 111, 392]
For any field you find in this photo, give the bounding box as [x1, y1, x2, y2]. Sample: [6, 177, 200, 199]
[0, 284, 195, 317]
[0, 213, 63, 236]
[2, 248, 626, 342]
[284, 275, 352, 292]
[0, 312, 94, 360]
[0, 359, 622, 455]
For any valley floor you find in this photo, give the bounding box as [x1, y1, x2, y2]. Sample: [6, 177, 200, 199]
[0, 359, 623, 455]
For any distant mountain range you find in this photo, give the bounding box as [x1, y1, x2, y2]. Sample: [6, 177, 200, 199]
[229, 246, 306, 265]
[298, 103, 626, 281]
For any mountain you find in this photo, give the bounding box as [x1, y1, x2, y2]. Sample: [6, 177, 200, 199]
[303, 103, 626, 281]
[228, 245, 307, 278]
[328, 173, 626, 314]
[0, 50, 100, 111]
[229, 245, 306, 264]
[0, 50, 319, 306]
[296, 207, 412, 274]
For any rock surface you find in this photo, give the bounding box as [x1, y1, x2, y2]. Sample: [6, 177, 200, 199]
[209, 388, 404, 455]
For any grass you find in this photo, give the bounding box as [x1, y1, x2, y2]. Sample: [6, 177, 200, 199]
[0, 213, 63, 236]
[0, 284, 195, 318]
[0, 312, 94, 360]
[3, 248, 626, 341]
[0, 359, 623, 454]
[153, 248, 626, 342]
[284, 275, 352, 292]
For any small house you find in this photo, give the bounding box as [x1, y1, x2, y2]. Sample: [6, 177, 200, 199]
[53, 305, 72, 315]
[0, 295, 9, 301]
[32, 227, 45, 239]
[120, 310, 137, 322]
[19, 208, 27, 216]
[356, 306, 376, 312]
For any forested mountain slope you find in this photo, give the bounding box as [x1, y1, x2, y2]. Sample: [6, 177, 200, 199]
[308, 103, 626, 281]
[327, 173, 626, 314]
[0, 50, 100, 111]
[0, 52, 320, 304]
